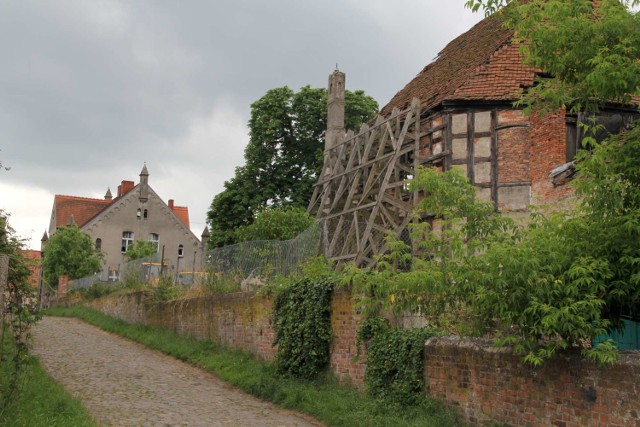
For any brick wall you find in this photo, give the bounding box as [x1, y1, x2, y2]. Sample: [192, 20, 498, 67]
[87, 291, 640, 426]
[529, 110, 575, 206]
[424, 336, 640, 427]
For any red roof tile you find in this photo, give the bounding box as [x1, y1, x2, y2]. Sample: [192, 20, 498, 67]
[54, 195, 111, 229]
[381, 14, 536, 115]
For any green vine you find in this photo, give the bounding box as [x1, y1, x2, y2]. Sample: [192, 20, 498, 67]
[358, 317, 438, 405]
[272, 276, 333, 380]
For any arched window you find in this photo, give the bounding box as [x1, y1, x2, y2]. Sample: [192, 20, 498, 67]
[143, 209, 148, 219]
[178, 244, 184, 258]
[136, 208, 141, 219]
[95, 238, 102, 251]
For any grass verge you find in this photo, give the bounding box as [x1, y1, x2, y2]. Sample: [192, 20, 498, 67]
[45, 305, 464, 427]
[0, 329, 97, 427]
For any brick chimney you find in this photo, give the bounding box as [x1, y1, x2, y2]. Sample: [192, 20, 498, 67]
[168, 199, 174, 209]
[118, 180, 135, 197]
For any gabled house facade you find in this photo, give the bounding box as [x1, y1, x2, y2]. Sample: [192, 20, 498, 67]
[310, 13, 638, 266]
[48, 165, 206, 281]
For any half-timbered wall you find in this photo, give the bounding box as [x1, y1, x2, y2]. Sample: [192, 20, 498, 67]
[309, 98, 579, 266]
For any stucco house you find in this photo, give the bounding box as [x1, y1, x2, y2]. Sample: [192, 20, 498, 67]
[46, 165, 207, 281]
[310, 12, 638, 266]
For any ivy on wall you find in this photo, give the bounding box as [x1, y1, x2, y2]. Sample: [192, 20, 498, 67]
[358, 317, 438, 405]
[272, 276, 333, 379]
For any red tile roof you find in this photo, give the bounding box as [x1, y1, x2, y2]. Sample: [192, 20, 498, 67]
[54, 195, 112, 229]
[381, 14, 536, 116]
[171, 205, 190, 229]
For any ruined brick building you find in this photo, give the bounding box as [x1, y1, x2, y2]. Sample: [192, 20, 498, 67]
[309, 13, 637, 266]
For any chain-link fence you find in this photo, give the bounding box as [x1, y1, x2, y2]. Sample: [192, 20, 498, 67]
[206, 223, 321, 279]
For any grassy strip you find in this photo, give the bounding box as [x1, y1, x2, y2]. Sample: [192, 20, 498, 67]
[45, 306, 464, 427]
[0, 329, 97, 427]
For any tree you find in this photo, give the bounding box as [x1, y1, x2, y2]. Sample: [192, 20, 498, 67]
[464, 0, 640, 115]
[207, 85, 378, 248]
[235, 207, 314, 242]
[124, 240, 157, 261]
[42, 225, 102, 288]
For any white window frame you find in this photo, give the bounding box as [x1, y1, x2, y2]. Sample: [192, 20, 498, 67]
[149, 233, 160, 252]
[121, 231, 134, 253]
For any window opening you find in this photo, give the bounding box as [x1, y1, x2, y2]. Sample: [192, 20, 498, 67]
[178, 244, 184, 258]
[149, 233, 159, 252]
[121, 231, 134, 253]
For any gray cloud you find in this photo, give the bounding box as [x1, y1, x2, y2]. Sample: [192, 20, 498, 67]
[0, 0, 481, 247]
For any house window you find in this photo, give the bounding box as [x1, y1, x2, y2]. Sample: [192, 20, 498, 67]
[566, 112, 636, 162]
[121, 231, 134, 253]
[136, 208, 142, 219]
[95, 238, 102, 251]
[178, 244, 184, 258]
[149, 233, 159, 252]
[143, 209, 148, 219]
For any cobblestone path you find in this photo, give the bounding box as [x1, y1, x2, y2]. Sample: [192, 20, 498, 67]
[31, 316, 324, 427]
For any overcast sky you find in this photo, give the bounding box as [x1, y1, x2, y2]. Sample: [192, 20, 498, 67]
[0, 0, 482, 249]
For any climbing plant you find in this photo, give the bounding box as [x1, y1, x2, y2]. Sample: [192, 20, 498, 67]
[272, 275, 333, 380]
[0, 213, 42, 410]
[357, 318, 439, 405]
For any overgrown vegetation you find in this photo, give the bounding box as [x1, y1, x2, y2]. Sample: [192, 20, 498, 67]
[0, 331, 97, 426]
[207, 85, 378, 248]
[0, 213, 42, 411]
[272, 274, 334, 379]
[41, 224, 102, 289]
[357, 318, 439, 405]
[123, 240, 157, 261]
[46, 306, 463, 427]
[235, 206, 314, 242]
[153, 275, 183, 302]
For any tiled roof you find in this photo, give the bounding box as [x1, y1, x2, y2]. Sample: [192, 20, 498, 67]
[171, 206, 190, 229]
[54, 195, 111, 229]
[381, 14, 536, 115]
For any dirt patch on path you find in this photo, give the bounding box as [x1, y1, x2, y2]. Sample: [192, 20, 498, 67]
[32, 316, 324, 427]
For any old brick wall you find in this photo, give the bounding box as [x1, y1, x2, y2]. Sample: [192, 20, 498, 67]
[529, 110, 576, 206]
[88, 289, 367, 377]
[330, 289, 367, 388]
[424, 336, 640, 427]
[88, 291, 640, 426]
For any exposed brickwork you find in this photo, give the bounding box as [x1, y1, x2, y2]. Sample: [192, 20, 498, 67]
[424, 336, 640, 427]
[330, 289, 366, 388]
[497, 125, 531, 183]
[529, 111, 576, 206]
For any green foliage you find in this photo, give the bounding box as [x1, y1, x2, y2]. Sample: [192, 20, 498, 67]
[357, 318, 439, 405]
[273, 276, 333, 380]
[235, 206, 314, 242]
[0, 213, 42, 410]
[345, 167, 512, 331]
[347, 156, 640, 366]
[124, 240, 157, 261]
[465, 0, 640, 115]
[47, 306, 462, 426]
[41, 225, 102, 289]
[207, 85, 378, 248]
[153, 276, 183, 302]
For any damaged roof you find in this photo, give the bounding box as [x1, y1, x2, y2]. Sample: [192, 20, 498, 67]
[381, 13, 536, 116]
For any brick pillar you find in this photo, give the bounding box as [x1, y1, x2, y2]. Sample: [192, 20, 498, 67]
[58, 275, 69, 296]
